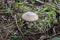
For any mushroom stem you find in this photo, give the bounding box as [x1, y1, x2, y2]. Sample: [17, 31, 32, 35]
[28, 22, 33, 28]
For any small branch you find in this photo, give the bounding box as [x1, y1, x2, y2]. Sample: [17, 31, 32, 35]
[52, 33, 60, 37]
[14, 14, 24, 40]
[4, 31, 10, 40]
[0, 35, 4, 40]
[36, 0, 45, 4]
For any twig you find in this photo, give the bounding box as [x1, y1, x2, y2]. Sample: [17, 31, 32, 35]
[48, 32, 60, 39]
[36, 0, 45, 4]
[4, 31, 10, 40]
[14, 14, 24, 40]
[52, 32, 60, 37]
[0, 35, 4, 40]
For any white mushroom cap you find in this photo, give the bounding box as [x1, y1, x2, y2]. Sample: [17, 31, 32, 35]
[22, 12, 38, 21]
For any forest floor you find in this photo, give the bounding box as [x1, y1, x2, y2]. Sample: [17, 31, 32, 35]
[0, 0, 60, 40]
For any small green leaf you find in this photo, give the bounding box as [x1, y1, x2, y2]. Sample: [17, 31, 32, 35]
[48, 11, 56, 17]
[24, 29, 31, 35]
[40, 6, 48, 13]
[57, 0, 60, 3]
[6, 8, 12, 13]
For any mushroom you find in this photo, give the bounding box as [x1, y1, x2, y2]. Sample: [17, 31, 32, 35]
[22, 12, 38, 28]
[22, 12, 38, 21]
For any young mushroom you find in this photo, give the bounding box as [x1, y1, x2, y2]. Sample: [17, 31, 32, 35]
[22, 12, 38, 28]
